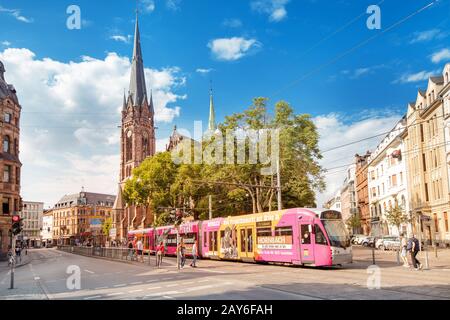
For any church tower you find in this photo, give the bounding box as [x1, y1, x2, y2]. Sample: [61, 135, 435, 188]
[112, 12, 156, 241]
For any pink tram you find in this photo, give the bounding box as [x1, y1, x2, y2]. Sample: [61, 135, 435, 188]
[127, 208, 353, 267]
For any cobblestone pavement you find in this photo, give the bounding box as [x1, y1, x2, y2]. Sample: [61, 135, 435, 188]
[0, 247, 449, 300]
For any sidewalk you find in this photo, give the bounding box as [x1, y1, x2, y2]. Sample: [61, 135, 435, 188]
[0, 254, 31, 273]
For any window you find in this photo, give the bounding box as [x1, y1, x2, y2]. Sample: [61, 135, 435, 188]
[256, 228, 272, 237]
[4, 113, 11, 123]
[2, 198, 10, 215]
[425, 183, 430, 202]
[314, 225, 328, 245]
[3, 135, 10, 153]
[422, 154, 427, 171]
[203, 232, 207, 248]
[434, 213, 439, 233]
[400, 172, 403, 185]
[420, 124, 424, 142]
[392, 174, 397, 187]
[275, 226, 292, 236]
[3, 165, 11, 183]
[300, 225, 311, 244]
[444, 212, 449, 233]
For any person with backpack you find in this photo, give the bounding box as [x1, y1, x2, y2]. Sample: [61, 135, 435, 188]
[407, 234, 423, 270]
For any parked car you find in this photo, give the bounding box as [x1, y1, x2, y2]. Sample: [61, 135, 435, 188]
[376, 236, 401, 250]
[361, 236, 376, 247]
[351, 234, 367, 245]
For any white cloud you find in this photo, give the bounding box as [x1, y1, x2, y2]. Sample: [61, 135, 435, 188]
[196, 68, 213, 74]
[430, 48, 450, 64]
[0, 5, 33, 23]
[394, 69, 440, 83]
[0, 47, 185, 206]
[208, 37, 261, 61]
[166, 0, 182, 11]
[314, 112, 402, 207]
[2, 41, 11, 47]
[142, 0, 156, 12]
[251, 0, 290, 22]
[410, 29, 447, 44]
[110, 35, 132, 43]
[223, 18, 243, 28]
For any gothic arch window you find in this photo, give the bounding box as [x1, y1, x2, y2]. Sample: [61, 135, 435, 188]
[142, 132, 149, 158]
[125, 131, 132, 162]
[3, 135, 10, 153]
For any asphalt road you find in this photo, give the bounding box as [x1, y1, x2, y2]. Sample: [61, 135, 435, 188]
[0, 247, 449, 300]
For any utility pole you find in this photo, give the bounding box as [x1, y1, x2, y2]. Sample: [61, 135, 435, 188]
[10, 234, 16, 290]
[276, 155, 282, 211]
[209, 195, 212, 220]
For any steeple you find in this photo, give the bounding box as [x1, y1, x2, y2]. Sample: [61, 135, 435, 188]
[149, 89, 154, 114]
[208, 82, 216, 132]
[128, 12, 147, 107]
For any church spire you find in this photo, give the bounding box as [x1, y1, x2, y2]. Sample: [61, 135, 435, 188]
[129, 11, 147, 107]
[149, 89, 154, 114]
[208, 81, 216, 132]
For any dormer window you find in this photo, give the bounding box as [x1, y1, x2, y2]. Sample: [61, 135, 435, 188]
[4, 113, 11, 124]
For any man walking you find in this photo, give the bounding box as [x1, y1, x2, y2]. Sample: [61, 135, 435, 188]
[136, 238, 144, 262]
[408, 234, 423, 270]
[190, 240, 198, 268]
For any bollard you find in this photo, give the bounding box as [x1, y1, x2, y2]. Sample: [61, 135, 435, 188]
[372, 247, 376, 265]
[434, 245, 438, 258]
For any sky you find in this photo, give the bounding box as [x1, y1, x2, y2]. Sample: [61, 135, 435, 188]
[0, 0, 449, 209]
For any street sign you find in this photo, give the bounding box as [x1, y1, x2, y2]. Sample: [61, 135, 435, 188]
[90, 218, 103, 230]
[109, 228, 116, 237]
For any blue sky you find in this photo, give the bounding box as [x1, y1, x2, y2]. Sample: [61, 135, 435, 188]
[0, 0, 449, 207]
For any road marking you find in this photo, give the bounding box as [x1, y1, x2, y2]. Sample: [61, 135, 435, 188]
[144, 291, 179, 298]
[161, 277, 174, 280]
[130, 281, 143, 285]
[129, 289, 143, 293]
[183, 284, 214, 292]
[113, 284, 127, 287]
[84, 269, 95, 274]
[201, 269, 226, 274]
[107, 292, 123, 296]
[34, 277, 41, 280]
[84, 295, 102, 300]
[162, 295, 175, 300]
[95, 286, 108, 290]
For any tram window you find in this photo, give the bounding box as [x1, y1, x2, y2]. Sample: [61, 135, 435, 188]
[204, 232, 207, 248]
[240, 229, 246, 252]
[275, 226, 293, 236]
[166, 234, 177, 247]
[257, 228, 272, 237]
[301, 225, 311, 244]
[315, 225, 328, 245]
[213, 232, 218, 251]
[247, 229, 253, 252]
[209, 232, 213, 251]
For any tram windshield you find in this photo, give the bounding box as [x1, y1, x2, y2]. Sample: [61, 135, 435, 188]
[321, 219, 351, 249]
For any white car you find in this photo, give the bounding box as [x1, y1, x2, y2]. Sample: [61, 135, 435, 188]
[376, 236, 400, 250]
[351, 234, 367, 245]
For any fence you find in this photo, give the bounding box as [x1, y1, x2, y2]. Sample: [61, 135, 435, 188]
[57, 245, 157, 265]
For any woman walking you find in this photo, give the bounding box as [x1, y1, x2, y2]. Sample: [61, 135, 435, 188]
[156, 241, 164, 268]
[190, 240, 198, 268]
[400, 233, 409, 267]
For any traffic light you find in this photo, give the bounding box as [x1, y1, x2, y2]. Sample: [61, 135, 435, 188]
[12, 215, 23, 236]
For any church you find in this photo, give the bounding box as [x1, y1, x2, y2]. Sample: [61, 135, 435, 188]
[111, 12, 216, 243]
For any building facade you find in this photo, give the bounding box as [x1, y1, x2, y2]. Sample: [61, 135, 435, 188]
[21, 201, 44, 247]
[41, 210, 53, 247]
[404, 64, 450, 246]
[324, 191, 341, 212]
[368, 119, 411, 237]
[355, 152, 371, 235]
[52, 190, 115, 245]
[0, 60, 22, 260]
[112, 13, 156, 242]
[340, 164, 358, 233]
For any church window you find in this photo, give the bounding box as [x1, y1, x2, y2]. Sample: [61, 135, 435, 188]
[126, 131, 133, 161]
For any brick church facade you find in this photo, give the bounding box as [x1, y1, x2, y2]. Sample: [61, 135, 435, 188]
[112, 14, 156, 242]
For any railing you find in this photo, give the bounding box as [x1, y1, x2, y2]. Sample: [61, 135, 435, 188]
[57, 245, 157, 265]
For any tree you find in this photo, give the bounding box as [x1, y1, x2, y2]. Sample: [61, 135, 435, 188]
[102, 218, 112, 237]
[385, 205, 410, 235]
[346, 214, 361, 234]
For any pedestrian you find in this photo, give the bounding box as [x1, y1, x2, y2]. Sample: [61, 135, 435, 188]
[128, 240, 134, 260]
[156, 241, 164, 268]
[407, 234, 423, 270]
[15, 245, 22, 263]
[136, 238, 144, 262]
[400, 233, 409, 267]
[190, 239, 198, 268]
[179, 239, 186, 269]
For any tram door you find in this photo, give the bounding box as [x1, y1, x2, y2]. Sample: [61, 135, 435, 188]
[239, 227, 254, 259]
[299, 223, 315, 264]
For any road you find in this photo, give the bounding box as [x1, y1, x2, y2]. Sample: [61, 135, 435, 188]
[0, 247, 449, 300]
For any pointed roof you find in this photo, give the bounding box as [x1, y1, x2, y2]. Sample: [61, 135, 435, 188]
[129, 13, 148, 107]
[149, 89, 154, 114]
[208, 85, 216, 132]
[113, 185, 124, 210]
